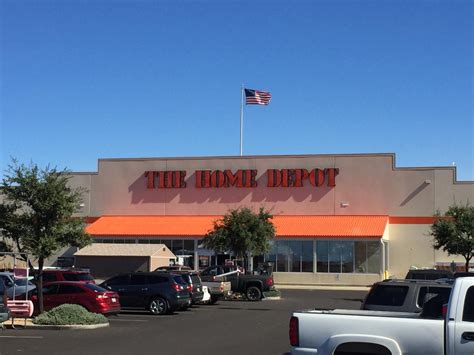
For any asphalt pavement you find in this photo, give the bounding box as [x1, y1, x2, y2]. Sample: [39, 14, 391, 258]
[0, 289, 368, 355]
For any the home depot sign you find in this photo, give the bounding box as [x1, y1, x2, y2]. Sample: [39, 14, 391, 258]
[144, 168, 339, 189]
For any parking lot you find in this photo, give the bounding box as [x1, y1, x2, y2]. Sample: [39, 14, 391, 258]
[0, 289, 367, 355]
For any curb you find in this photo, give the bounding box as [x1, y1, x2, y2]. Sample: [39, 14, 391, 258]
[7, 322, 110, 330]
[263, 296, 281, 300]
[275, 284, 370, 291]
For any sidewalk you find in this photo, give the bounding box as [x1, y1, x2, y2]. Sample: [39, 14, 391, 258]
[2, 317, 34, 329]
[275, 283, 370, 291]
[1, 318, 109, 330]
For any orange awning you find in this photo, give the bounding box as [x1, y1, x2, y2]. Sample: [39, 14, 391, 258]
[86, 215, 388, 239]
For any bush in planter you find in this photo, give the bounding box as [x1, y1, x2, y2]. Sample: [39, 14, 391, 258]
[33, 304, 108, 325]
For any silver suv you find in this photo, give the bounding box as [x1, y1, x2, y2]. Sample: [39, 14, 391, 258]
[361, 279, 452, 316]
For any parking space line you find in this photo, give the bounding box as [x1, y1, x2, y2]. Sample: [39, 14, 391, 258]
[108, 319, 149, 322]
[0, 336, 43, 339]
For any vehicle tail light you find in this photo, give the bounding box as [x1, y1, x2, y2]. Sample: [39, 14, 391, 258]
[96, 293, 108, 300]
[172, 283, 181, 292]
[187, 284, 193, 292]
[219, 283, 224, 292]
[442, 303, 448, 318]
[289, 316, 299, 347]
[266, 277, 274, 287]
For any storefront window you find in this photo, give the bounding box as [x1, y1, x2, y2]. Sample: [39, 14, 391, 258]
[161, 240, 172, 249]
[341, 242, 354, 273]
[266, 241, 277, 269]
[288, 241, 301, 272]
[354, 241, 367, 273]
[328, 242, 341, 273]
[316, 241, 329, 272]
[276, 241, 289, 272]
[301, 241, 313, 272]
[367, 241, 381, 273]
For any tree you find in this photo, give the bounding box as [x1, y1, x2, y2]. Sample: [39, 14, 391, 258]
[0, 160, 91, 313]
[430, 204, 474, 272]
[203, 207, 276, 270]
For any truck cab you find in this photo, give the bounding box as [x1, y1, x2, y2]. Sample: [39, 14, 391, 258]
[446, 277, 474, 354]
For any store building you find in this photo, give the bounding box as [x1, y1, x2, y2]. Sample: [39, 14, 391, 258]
[69, 153, 473, 286]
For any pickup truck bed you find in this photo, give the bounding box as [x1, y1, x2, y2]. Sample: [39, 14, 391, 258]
[294, 310, 443, 354]
[201, 280, 231, 304]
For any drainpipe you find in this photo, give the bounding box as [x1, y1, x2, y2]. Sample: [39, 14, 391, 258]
[381, 239, 387, 280]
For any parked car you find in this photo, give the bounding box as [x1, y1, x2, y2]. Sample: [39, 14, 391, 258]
[405, 268, 453, 280]
[200, 265, 274, 301]
[164, 271, 204, 305]
[361, 279, 452, 314]
[41, 268, 96, 284]
[0, 272, 36, 299]
[0, 278, 11, 324]
[100, 272, 191, 315]
[28, 281, 120, 315]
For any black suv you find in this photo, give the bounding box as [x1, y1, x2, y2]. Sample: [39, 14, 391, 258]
[100, 272, 190, 315]
[361, 279, 452, 316]
[167, 271, 204, 305]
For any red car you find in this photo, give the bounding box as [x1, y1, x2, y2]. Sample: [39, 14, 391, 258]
[42, 269, 96, 284]
[30, 281, 120, 315]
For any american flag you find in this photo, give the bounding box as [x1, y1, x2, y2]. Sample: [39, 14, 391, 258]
[244, 88, 271, 105]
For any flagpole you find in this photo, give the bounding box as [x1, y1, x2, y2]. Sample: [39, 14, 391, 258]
[240, 84, 244, 156]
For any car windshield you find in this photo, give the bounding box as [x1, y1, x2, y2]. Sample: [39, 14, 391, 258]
[63, 273, 94, 281]
[83, 283, 108, 293]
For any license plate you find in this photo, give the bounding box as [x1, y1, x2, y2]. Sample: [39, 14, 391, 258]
[111, 298, 117, 303]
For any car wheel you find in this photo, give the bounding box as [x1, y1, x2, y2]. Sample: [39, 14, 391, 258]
[246, 286, 262, 301]
[149, 297, 167, 315]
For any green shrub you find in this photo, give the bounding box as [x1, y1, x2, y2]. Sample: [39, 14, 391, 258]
[33, 304, 108, 325]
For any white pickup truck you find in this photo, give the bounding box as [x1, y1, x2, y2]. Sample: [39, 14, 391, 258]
[290, 277, 474, 355]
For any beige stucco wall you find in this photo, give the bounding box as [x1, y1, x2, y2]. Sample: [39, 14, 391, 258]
[70, 154, 473, 218]
[387, 224, 467, 279]
[273, 272, 381, 286]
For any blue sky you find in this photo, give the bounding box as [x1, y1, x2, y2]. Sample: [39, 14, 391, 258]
[1, 0, 473, 180]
